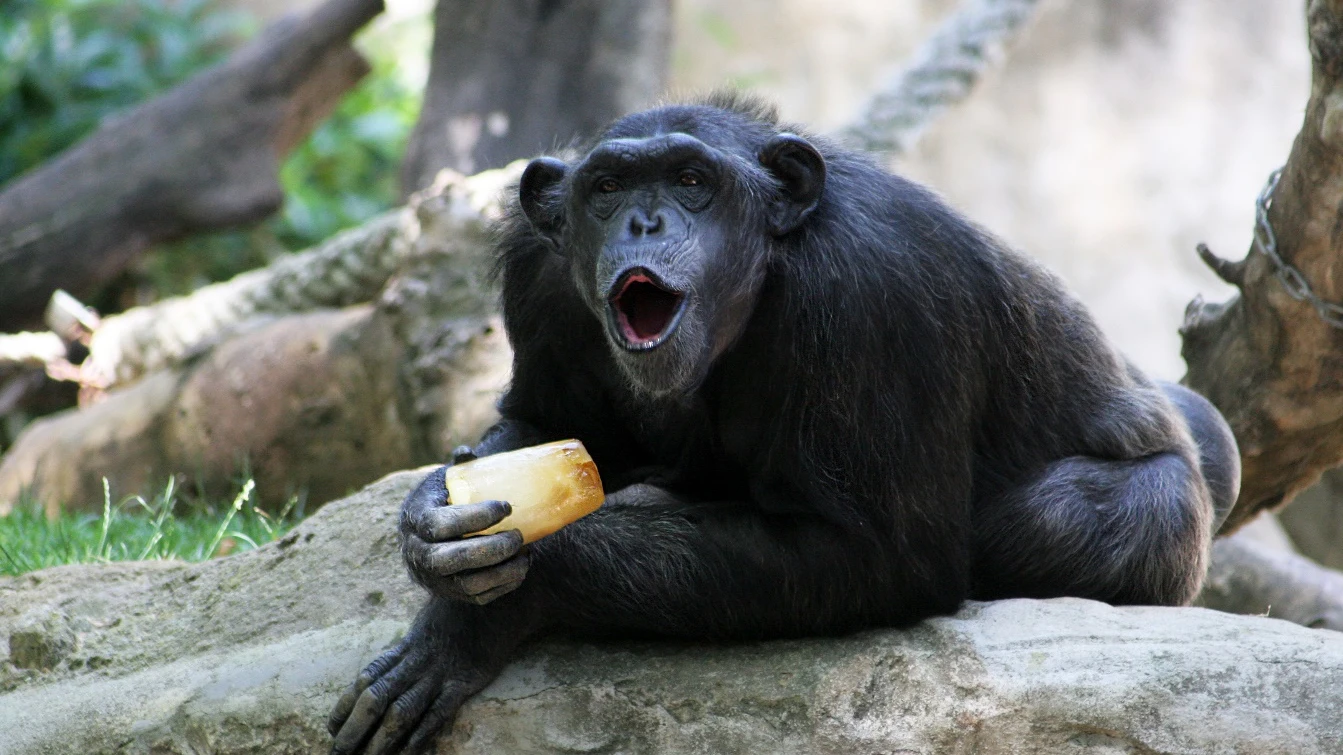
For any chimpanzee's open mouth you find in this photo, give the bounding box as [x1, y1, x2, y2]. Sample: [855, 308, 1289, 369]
[607, 268, 686, 351]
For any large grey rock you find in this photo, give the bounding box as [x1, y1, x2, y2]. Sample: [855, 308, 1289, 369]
[3, 469, 1342, 754]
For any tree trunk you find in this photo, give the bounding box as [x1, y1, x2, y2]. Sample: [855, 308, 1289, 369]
[399, 0, 671, 194]
[0, 0, 385, 331]
[1181, 0, 1343, 534]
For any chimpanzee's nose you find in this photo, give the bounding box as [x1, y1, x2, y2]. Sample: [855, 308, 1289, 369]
[627, 209, 665, 238]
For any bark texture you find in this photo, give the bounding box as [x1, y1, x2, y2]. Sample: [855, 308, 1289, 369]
[0, 0, 384, 331]
[399, 0, 671, 194]
[1182, 0, 1343, 534]
[0, 308, 417, 515]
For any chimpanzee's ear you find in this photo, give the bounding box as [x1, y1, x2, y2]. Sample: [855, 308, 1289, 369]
[520, 157, 568, 248]
[759, 134, 826, 236]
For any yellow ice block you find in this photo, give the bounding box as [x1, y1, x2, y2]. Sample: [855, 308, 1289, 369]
[444, 439, 605, 543]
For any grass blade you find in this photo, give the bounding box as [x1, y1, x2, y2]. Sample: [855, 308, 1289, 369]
[205, 479, 254, 558]
[96, 478, 112, 561]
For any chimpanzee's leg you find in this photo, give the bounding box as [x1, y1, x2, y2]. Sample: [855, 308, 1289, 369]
[1160, 382, 1240, 533]
[973, 449, 1213, 605]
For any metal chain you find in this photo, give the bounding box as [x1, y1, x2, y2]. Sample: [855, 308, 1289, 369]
[1252, 168, 1343, 329]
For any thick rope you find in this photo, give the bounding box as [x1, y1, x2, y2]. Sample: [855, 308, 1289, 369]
[838, 0, 1042, 155]
[82, 210, 410, 386]
[74, 164, 520, 387]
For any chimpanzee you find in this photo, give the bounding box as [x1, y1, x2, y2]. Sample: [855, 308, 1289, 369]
[328, 94, 1240, 754]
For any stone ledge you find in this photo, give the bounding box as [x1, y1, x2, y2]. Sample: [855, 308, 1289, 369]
[3, 470, 1341, 754]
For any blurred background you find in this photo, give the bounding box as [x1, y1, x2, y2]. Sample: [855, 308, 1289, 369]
[1, 0, 1307, 381]
[0, 0, 1315, 567]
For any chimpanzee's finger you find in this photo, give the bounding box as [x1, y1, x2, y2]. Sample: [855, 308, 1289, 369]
[400, 467, 450, 525]
[364, 673, 442, 755]
[464, 580, 525, 605]
[454, 551, 530, 597]
[451, 445, 478, 465]
[328, 644, 406, 736]
[416, 499, 512, 542]
[402, 680, 478, 755]
[425, 530, 523, 575]
[330, 653, 428, 755]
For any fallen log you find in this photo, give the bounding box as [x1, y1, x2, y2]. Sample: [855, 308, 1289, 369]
[1199, 530, 1343, 630]
[77, 164, 518, 389]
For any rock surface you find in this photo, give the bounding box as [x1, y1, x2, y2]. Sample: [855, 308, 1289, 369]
[2, 469, 1342, 754]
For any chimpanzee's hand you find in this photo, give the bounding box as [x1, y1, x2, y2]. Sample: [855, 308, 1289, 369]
[328, 600, 502, 755]
[399, 457, 529, 605]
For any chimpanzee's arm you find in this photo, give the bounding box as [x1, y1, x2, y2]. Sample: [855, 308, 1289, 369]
[526, 483, 961, 638]
[329, 479, 966, 754]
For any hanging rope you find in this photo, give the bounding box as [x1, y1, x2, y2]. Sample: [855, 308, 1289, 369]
[839, 0, 1042, 156]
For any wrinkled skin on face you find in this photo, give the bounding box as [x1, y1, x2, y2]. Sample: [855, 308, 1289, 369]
[519, 128, 824, 396]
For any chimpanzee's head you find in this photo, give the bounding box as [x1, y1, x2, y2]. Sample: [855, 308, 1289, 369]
[518, 101, 826, 397]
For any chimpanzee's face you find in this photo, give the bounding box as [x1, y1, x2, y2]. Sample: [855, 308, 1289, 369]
[519, 113, 825, 397]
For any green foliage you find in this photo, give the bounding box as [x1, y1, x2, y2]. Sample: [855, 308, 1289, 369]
[274, 49, 420, 250]
[696, 9, 739, 51]
[1, 0, 423, 298]
[0, 478, 305, 577]
[134, 23, 424, 296]
[0, 0, 252, 184]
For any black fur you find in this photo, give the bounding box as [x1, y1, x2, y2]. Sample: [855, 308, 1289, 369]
[328, 96, 1240, 754]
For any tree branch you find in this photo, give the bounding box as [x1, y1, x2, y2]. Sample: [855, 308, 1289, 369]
[0, 0, 385, 331]
[1181, 0, 1343, 534]
[1199, 534, 1343, 630]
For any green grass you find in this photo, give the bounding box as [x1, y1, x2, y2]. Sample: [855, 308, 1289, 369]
[0, 478, 306, 577]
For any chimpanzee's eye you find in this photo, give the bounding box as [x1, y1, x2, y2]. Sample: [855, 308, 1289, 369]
[677, 171, 701, 187]
[596, 177, 621, 193]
